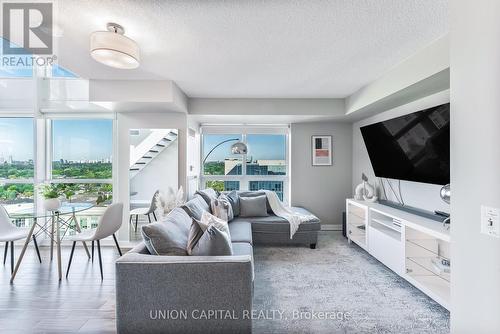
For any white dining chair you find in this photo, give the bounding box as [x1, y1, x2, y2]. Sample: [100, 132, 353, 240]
[129, 190, 159, 232]
[66, 202, 123, 280]
[0, 205, 42, 273]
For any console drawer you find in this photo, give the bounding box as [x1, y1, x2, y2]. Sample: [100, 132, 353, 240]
[368, 225, 403, 275]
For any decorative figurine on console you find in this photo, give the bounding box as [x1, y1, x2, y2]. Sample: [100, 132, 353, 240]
[354, 173, 378, 202]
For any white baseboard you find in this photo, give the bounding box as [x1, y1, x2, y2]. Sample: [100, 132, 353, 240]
[321, 224, 342, 231]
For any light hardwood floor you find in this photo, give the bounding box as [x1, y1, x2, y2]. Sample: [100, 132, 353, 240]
[0, 244, 120, 333]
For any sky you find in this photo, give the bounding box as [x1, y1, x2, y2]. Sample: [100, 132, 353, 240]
[0, 118, 34, 161]
[203, 134, 286, 162]
[0, 119, 113, 162]
[53, 120, 113, 161]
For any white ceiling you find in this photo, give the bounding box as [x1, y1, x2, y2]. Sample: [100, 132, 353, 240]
[55, 0, 448, 98]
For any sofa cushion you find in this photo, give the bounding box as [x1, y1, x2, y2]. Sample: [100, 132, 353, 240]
[232, 207, 320, 233]
[141, 208, 191, 256]
[181, 195, 210, 220]
[195, 188, 218, 207]
[228, 220, 252, 244]
[239, 195, 268, 217]
[191, 223, 233, 256]
[226, 190, 240, 216]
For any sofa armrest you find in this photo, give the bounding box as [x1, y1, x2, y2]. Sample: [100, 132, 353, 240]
[115, 253, 253, 334]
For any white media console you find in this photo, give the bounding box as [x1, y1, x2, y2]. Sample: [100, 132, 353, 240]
[346, 199, 451, 309]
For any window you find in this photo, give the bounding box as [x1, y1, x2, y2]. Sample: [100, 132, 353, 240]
[0, 118, 34, 179]
[201, 128, 288, 201]
[249, 181, 284, 200]
[205, 180, 240, 192]
[52, 119, 113, 179]
[246, 134, 286, 175]
[0, 118, 35, 223]
[203, 134, 243, 176]
[51, 119, 113, 232]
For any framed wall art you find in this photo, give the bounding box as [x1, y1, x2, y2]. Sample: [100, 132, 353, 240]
[312, 135, 332, 166]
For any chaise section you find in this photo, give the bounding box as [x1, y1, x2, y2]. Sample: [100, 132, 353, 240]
[116, 249, 253, 334]
[228, 220, 253, 244]
[231, 207, 320, 247]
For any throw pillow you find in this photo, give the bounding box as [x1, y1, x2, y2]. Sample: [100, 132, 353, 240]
[198, 210, 230, 233]
[211, 199, 229, 222]
[218, 193, 234, 221]
[226, 190, 240, 216]
[239, 195, 269, 217]
[141, 207, 191, 255]
[181, 195, 210, 220]
[186, 219, 204, 255]
[238, 191, 273, 213]
[187, 211, 232, 256]
[190, 224, 233, 256]
[195, 188, 218, 207]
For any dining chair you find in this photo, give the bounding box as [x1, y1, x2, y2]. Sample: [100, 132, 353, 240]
[0, 205, 42, 273]
[129, 190, 159, 232]
[66, 202, 123, 280]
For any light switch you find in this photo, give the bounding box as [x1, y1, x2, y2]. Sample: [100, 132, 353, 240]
[481, 205, 500, 238]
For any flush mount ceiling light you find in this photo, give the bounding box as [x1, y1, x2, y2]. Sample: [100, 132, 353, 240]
[90, 23, 140, 69]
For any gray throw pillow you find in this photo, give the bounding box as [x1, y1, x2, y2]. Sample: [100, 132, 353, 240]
[186, 219, 204, 255]
[141, 207, 191, 256]
[226, 190, 240, 217]
[239, 191, 273, 213]
[195, 188, 218, 207]
[239, 195, 269, 217]
[141, 224, 187, 256]
[181, 195, 210, 220]
[191, 224, 233, 256]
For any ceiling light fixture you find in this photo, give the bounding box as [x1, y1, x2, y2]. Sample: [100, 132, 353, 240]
[90, 23, 140, 69]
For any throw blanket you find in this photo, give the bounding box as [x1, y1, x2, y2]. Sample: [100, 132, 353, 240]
[263, 190, 317, 239]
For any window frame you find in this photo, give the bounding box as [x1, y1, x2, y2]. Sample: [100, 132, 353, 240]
[0, 116, 36, 214]
[200, 125, 290, 202]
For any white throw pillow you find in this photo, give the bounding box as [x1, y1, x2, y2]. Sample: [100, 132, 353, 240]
[186, 211, 233, 256]
[210, 198, 229, 222]
[218, 193, 234, 221]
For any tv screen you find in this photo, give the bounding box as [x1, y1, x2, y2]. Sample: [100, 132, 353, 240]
[360, 103, 450, 185]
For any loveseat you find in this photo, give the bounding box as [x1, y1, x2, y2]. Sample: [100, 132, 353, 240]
[116, 190, 320, 334]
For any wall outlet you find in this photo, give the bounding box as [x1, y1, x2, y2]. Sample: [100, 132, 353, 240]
[481, 205, 500, 238]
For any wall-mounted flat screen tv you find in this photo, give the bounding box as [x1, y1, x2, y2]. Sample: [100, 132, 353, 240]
[360, 103, 450, 185]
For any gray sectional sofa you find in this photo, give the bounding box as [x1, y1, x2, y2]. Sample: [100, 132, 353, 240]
[116, 190, 320, 334]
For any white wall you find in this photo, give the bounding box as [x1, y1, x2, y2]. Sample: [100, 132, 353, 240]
[352, 90, 450, 213]
[290, 121, 352, 226]
[450, 1, 500, 331]
[130, 140, 178, 203]
[116, 111, 187, 241]
[346, 35, 449, 116]
[189, 98, 345, 117]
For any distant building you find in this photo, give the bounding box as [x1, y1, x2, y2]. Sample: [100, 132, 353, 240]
[224, 159, 285, 175]
[223, 159, 285, 200]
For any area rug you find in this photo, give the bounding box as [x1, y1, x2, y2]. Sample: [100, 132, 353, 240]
[252, 231, 450, 334]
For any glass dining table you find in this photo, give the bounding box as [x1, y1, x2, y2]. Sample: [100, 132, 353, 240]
[9, 203, 100, 282]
